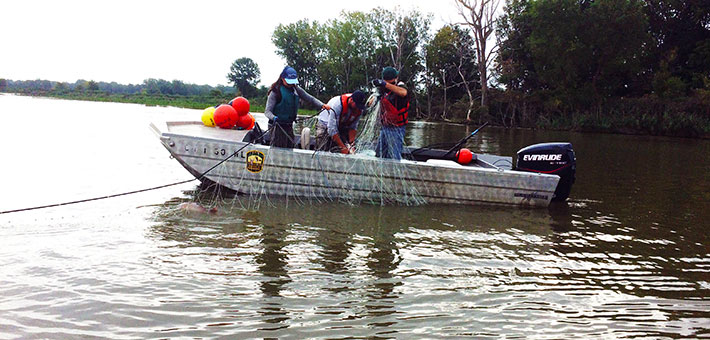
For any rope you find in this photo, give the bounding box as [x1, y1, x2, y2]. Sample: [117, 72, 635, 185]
[0, 126, 273, 215]
[0, 180, 195, 215]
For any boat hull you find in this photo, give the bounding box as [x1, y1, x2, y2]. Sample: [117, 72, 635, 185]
[152, 122, 560, 207]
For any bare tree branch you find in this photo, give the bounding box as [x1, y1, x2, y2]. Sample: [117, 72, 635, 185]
[453, 0, 501, 113]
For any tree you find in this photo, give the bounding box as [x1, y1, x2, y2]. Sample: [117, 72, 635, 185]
[645, 0, 710, 91]
[496, 0, 536, 92]
[142, 78, 160, 95]
[87, 80, 99, 92]
[0, 78, 7, 92]
[497, 0, 651, 111]
[227, 57, 261, 97]
[426, 25, 478, 120]
[370, 8, 431, 83]
[366, 8, 431, 117]
[526, 0, 650, 106]
[53, 82, 68, 93]
[320, 11, 373, 94]
[171, 80, 188, 96]
[455, 0, 501, 112]
[272, 20, 326, 94]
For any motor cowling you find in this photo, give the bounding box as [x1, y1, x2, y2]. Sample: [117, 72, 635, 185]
[516, 142, 576, 201]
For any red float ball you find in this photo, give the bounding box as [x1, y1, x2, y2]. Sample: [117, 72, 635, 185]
[213, 104, 238, 129]
[231, 97, 250, 116]
[237, 113, 255, 130]
[456, 148, 473, 165]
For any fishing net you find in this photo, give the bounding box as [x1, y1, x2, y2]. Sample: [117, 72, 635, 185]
[181, 90, 427, 211]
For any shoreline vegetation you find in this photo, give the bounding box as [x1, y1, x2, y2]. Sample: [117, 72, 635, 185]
[2, 88, 709, 139]
[8, 89, 269, 115]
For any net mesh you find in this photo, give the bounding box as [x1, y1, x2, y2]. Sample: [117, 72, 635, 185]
[186, 92, 427, 211]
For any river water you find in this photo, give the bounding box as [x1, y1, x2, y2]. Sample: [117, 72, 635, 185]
[1, 94, 708, 339]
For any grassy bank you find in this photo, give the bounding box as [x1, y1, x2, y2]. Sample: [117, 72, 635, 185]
[431, 91, 710, 139]
[6, 90, 709, 138]
[9, 90, 319, 116]
[39, 91, 266, 112]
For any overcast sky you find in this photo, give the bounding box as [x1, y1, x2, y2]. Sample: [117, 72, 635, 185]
[2, 0, 463, 87]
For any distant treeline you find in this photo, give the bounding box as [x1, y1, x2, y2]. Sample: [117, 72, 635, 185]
[0, 78, 258, 110]
[0, 78, 236, 97]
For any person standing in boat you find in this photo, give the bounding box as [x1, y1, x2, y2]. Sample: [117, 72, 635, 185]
[264, 66, 331, 148]
[315, 90, 367, 154]
[372, 66, 410, 160]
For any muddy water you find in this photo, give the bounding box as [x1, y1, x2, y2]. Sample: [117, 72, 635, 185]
[1, 94, 708, 339]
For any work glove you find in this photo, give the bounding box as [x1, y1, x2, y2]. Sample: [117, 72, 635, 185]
[372, 79, 387, 88]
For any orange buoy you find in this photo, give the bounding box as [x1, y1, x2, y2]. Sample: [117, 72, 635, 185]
[237, 113, 255, 130]
[456, 148, 473, 165]
[231, 96, 250, 116]
[213, 104, 238, 129]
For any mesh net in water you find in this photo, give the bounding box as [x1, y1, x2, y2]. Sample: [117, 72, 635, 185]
[190, 92, 427, 211]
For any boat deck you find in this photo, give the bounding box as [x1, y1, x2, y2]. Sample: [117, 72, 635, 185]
[155, 121, 251, 142]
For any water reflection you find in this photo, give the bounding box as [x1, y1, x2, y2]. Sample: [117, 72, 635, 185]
[254, 221, 291, 330]
[132, 186, 710, 337]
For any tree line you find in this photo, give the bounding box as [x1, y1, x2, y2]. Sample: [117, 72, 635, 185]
[0, 78, 236, 97]
[248, 1, 708, 137]
[3, 0, 708, 137]
[494, 0, 710, 136]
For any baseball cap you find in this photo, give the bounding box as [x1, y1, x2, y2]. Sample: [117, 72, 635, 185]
[281, 66, 299, 85]
[350, 90, 366, 110]
[382, 66, 398, 81]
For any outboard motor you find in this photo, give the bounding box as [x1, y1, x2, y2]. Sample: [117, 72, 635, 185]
[515, 142, 576, 201]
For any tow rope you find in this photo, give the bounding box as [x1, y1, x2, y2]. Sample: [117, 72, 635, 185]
[0, 126, 274, 215]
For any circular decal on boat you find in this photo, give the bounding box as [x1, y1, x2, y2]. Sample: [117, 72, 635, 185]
[246, 150, 265, 173]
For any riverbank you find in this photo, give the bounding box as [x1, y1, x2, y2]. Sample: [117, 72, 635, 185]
[1, 91, 327, 116]
[426, 92, 710, 139]
[4, 91, 708, 138]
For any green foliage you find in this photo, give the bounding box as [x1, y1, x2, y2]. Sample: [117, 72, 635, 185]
[87, 80, 100, 92]
[4, 78, 234, 99]
[272, 20, 327, 94]
[53, 82, 69, 94]
[271, 8, 430, 100]
[498, 0, 652, 103]
[425, 25, 478, 117]
[372, 7, 432, 83]
[523, 0, 651, 108]
[490, 0, 710, 137]
[653, 72, 687, 98]
[320, 11, 373, 93]
[645, 0, 710, 91]
[227, 57, 261, 98]
[496, 0, 535, 92]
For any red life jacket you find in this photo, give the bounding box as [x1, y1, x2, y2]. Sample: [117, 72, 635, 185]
[338, 93, 361, 129]
[380, 89, 409, 127]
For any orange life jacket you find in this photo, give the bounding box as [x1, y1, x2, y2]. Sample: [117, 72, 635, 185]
[380, 89, 409, 127]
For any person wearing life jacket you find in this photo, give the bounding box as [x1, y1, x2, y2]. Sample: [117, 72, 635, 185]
[264, 66, 331, 148]
[372, 66, 409, 160]
[315, 90, 367, 154]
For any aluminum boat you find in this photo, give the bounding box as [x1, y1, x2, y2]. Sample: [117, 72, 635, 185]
[150, 120, 575, 207]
